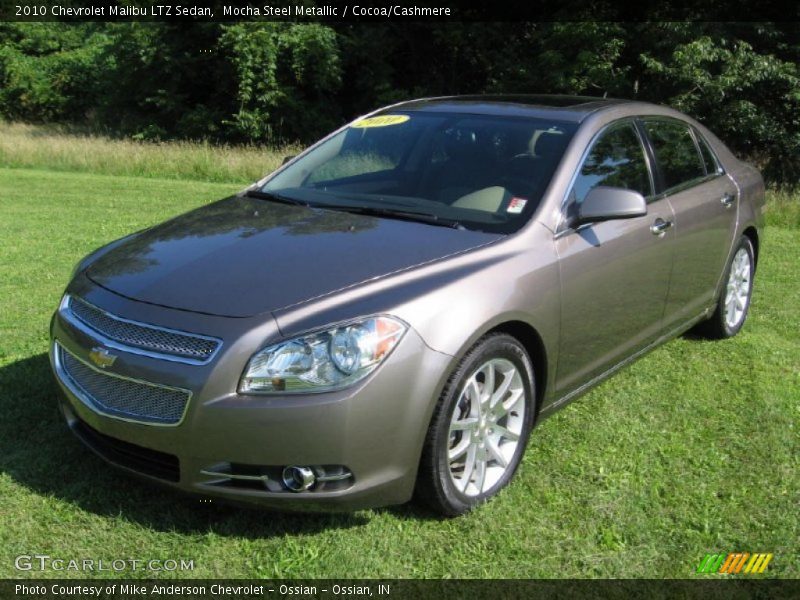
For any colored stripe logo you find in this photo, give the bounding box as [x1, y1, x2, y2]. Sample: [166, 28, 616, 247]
[697, 552, 773, 574]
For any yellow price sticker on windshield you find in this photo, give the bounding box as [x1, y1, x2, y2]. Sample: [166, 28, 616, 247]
[352, 115, 410, 128]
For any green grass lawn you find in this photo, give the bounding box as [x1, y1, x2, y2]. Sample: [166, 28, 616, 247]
[0, 166, 797, 579]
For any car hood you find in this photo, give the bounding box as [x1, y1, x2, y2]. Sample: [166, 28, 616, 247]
[86, 196, 502, 317]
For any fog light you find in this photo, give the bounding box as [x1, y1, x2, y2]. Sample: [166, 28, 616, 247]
[282, 465, 316, 492]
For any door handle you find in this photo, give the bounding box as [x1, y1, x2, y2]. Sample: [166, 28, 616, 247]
[650, 218, 673, 236]
[721, 193, 736, 208]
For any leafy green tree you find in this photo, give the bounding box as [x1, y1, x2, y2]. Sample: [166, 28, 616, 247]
[220, 22, 342, 142]
[0, 23, 110, 122]
[636, 23, 800, 182]
[95, 23, 234, 140]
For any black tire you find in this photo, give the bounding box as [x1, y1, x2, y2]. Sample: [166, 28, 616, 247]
[415, 333, 536, 517]
[694, 235, 756, 339]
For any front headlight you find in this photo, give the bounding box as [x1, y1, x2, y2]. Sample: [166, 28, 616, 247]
[239, 316, 407, 394]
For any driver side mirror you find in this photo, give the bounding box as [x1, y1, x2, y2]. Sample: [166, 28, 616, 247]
[575, 186, 647, 226]
[282, 155, 296, 165]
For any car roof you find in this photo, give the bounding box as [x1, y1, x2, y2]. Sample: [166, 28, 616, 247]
[382, 95, 631, 123]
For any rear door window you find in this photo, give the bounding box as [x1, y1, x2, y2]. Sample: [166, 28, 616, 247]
[643, 120, 706, 192]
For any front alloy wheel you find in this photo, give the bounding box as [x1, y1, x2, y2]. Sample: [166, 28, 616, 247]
[416, 333, 535, 516]
[447, 358, 526, 496]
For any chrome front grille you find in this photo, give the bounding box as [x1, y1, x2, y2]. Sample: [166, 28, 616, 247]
[66, 296, 220, 363]
[55, 343, 191, 425]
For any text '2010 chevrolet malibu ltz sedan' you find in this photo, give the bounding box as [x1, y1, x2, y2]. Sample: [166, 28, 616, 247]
[50, 95, 765, 516]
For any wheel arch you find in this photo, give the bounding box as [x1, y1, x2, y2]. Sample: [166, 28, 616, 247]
[479, 320, 549, 423]
[742, 225, 760, 269]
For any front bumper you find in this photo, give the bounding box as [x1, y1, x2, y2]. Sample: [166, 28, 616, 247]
[49, 280, 451, 511]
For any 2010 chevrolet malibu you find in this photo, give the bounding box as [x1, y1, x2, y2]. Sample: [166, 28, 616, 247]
[50, 96, 765, 515]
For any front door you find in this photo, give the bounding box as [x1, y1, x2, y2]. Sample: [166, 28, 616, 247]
[555, 121, 674, 394]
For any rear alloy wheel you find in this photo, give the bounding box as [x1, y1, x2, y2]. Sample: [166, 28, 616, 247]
[695, 235, 755, 339]
[416, 334, 535, 516]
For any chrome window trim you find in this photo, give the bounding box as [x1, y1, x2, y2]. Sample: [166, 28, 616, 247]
[52, 340, 192, 427]
[653, 172, 724, 200]
[63, 295, 222, 366]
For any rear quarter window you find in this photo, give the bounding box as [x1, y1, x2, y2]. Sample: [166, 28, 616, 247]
[694, 130, 724, 176]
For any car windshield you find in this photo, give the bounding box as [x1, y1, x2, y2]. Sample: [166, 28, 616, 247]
[260, 111, 577, 233]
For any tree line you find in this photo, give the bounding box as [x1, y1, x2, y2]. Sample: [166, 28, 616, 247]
[0, 22, 797, 184]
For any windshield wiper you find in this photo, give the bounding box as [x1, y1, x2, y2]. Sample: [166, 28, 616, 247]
[244, 189, 311, 207]
[245, 191, 464, 229]
[321, 204, 464, 230]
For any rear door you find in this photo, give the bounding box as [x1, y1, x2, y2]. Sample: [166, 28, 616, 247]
[555, 120, 675, 394]
[640, 119, 739, 329]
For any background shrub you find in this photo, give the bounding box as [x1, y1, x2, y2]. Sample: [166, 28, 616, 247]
[0, 21, 797, 184]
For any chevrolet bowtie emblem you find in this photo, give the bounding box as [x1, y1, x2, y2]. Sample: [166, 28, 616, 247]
[89, 347, 117, 369]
